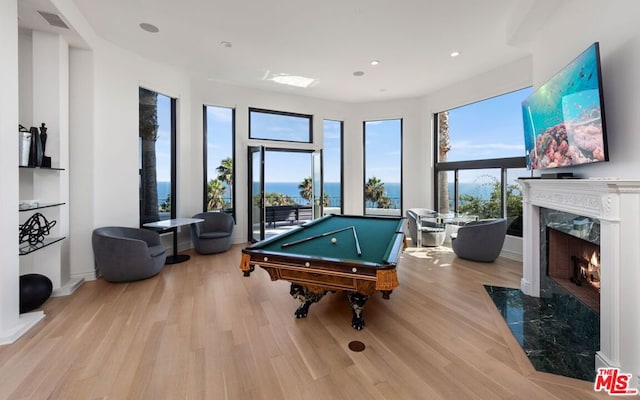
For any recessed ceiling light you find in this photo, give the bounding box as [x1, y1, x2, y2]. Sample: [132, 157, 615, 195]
[370, 60, 380, 66]
[353, 71, 365, 77]
[139, 23, 159, 33]
[450, 51, 460, 58]
[220, 41, 232, 48]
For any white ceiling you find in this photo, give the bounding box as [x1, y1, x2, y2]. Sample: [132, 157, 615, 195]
[21, 0, 544, 103]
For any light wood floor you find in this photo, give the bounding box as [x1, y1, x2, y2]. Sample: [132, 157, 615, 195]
[0, 244, 609, 399]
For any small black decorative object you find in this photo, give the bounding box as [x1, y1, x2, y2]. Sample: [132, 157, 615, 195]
[40, 123, 51, 168]
[19, 274, 53, 313]
[28, 126, 43, 167]
[19, 212, 56, 245]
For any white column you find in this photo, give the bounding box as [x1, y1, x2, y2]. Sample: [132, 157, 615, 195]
[595, 219, 620, 370]
[0, 0, 45, 345]
[519, 181, 539, 296]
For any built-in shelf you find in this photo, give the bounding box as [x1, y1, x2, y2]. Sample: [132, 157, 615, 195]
[19, 166, 64, 171]
[19, 237, 65, 256]
[19, 202, 66, 212]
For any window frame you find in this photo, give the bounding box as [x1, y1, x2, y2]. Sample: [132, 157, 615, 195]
[202, 105, 236, 222]
[138, 88, 177, 227]
[433, 112, 526, 236]
[362, 118, 403, 216]
[248, 107, 313, 143]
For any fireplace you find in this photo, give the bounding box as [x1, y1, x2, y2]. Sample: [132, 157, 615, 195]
[519, 178, 640, 385]
[544, 211, 600, 313]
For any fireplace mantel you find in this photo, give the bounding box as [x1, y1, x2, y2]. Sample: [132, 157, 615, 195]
[519, 178, 640, 384]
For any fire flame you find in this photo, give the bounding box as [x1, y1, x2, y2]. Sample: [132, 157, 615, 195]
[590, 251, 599, 267]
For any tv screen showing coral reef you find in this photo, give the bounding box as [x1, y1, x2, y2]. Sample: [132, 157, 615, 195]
[522, 42, 608, 170]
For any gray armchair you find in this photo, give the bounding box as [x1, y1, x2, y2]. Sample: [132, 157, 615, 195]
[451, 218, 507, 262]
[406, 208, 445, 247]
[92, 227, 167, 282]
[190, 212, 234, 254]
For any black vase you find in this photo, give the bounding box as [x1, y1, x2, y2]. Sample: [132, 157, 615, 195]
[19, 274, 52, 313]
[28, 127, 43, 167]
[39, 123, 51, 168]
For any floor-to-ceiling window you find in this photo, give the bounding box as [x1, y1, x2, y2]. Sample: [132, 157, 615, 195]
[203, 105, 235, 220]
[139, 87, 176, 226]
[323, 119, 343, 214]
[434, 87, 532, 236]
[363, 119, 402, 216]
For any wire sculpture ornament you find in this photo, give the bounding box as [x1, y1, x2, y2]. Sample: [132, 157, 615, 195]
[19, 213, 56, 245]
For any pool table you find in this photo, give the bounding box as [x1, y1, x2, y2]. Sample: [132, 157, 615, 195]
[239, 214, 405, 330]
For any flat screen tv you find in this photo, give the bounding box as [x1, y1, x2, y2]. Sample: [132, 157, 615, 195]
[522, 42, 608, 170]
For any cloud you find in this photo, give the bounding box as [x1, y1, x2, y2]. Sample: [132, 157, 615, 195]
[450, 140, 522, 150]
[208, 107, 233, 123]
[267, 126, 295, 133]
[324, 131, 341, 140]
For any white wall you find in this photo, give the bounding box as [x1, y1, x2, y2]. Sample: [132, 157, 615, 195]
[528, 0, 640, 385]
[89, 38, 192, 249]
[8, 0, 638, 296]
[0, 0, 21, 339]
[350, 98, 428, 214]
[68, 47, 95, 282]
[530, 0, 640, 181]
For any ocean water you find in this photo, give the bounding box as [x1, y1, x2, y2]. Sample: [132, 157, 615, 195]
[157, 181, 496, 208]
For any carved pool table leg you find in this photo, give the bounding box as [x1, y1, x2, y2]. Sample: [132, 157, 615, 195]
[243, 265, 255, 277]
[381, 290, 392, 299]
[347, 291, 369, 330]
[290, 284, 326, 318]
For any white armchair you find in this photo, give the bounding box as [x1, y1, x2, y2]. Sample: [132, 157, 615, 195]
[405, 208, 445, 247]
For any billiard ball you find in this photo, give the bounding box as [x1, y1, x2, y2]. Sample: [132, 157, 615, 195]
[331, 237, 337, 244]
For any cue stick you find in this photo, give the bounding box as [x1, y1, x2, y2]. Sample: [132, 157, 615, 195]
[351, 226, 362, 257]
[281, 225, 355, 248]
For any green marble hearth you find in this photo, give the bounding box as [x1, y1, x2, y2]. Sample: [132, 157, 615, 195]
[485, 285, 599, 382]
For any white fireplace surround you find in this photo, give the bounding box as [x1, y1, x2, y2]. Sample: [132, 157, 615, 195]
[519, 178, 640, 384]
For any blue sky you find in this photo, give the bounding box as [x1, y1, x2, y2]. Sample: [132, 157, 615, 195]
[154, 93, 172, 182]
[206, 106, 233, 183]
[447, 87, 532, 162]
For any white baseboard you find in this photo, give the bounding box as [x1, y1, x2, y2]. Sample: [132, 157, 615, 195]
[0, 311, 45, 345]
[499, 249, 523, 262]
[52, 277, 84, 297]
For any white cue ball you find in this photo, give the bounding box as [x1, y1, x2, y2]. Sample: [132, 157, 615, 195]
[331, 237, 337, 244]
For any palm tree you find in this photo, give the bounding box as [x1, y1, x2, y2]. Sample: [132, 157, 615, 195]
[322, 193, 330, 207]
[378, 196, 392, 209]
[216, 157, 233, 186]
[216, 157, 233, 207]
[438, 111, 451, 213]
[365, 177, 385, 206]
[298, 177, 313, 204]
[264, 192, 295, 206]
[139, 88, 159, 221]
[207, 179, 226, 210]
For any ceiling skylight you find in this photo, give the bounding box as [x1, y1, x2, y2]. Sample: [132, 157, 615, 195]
[268, 74, 317, 88]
